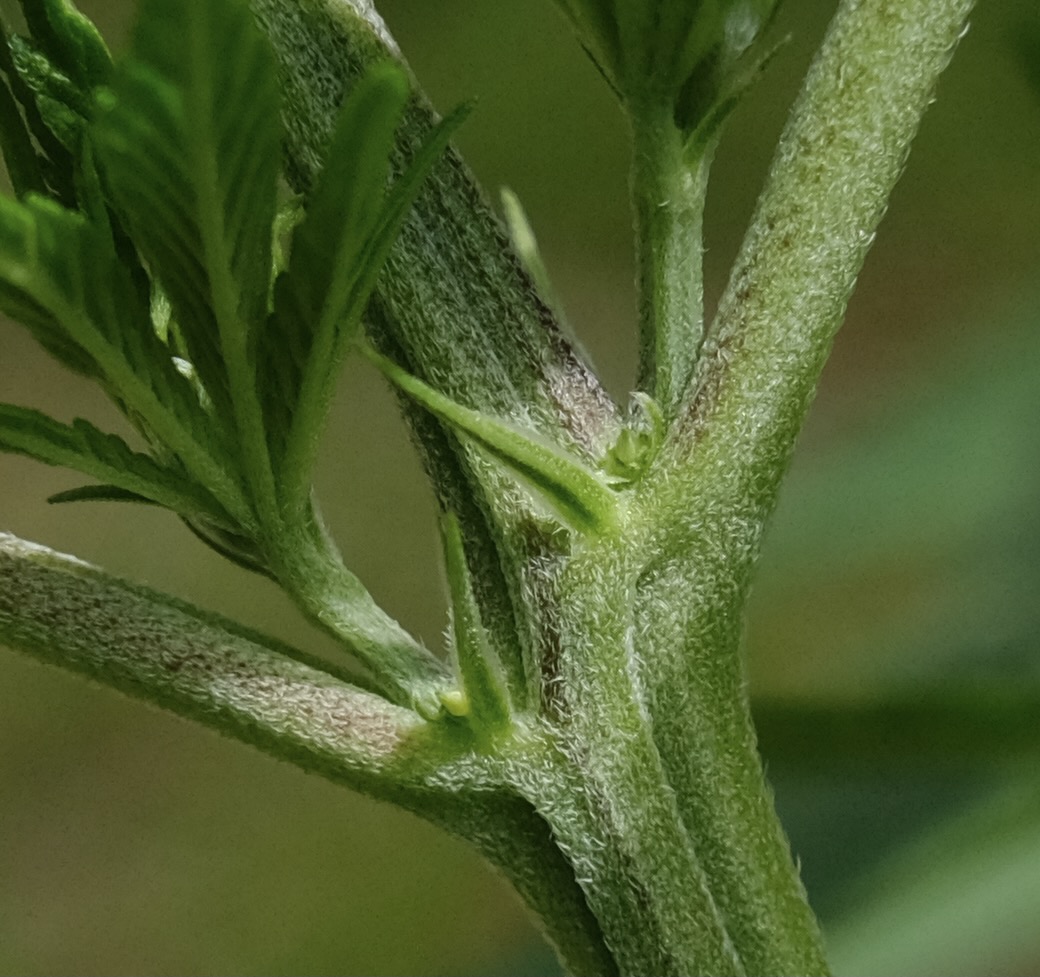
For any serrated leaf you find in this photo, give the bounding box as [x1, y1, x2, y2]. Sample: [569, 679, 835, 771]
[365, 345, 619, 535]
[556, 0, 622, 87]
[268, 65, 468, 509]
[0, 194, 169, 402]
[180, 515, 272, 576]
[0, 403, 235, 524]
[438, 512, 512, 734]
[266, 64, 408, 474]
[48, 483, 155, 504]
[0, 193, 249, 524]
[92, 0, 282, 470]
[0, 192, 102, 376]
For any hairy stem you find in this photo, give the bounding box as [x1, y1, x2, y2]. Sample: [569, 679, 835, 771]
[0, 532, 615, 973]
[629, 0, 975, 972]
[630, 101, 710, 419]
[270, 507, 451, 712]
[0, 532, 424, 785]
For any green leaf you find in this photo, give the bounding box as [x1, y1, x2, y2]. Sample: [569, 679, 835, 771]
[0, 193, 250, 525]
[364, 345, 619, 535]
[9, 34, 88, 147]
[48, 483, 156, 504]
[0, 17, 75, 203]
[827, 781, 1040, 976]
[0, 193, 110, 377]
[92, 0, 282, 506]
[268, 65, 469, 509]
[0, 67, 46, 197]
[600, 391, 665, 484]
[1014, 20, 1040, 99]
[550, 0, 780, 142]
[500, 187, 564, 314]
[266, 63, 409, 481]
[180, 516, 273, 577]
[754, 686, 1040, 770]
[0, 403, 235, 524]
[18, 0, 112, 90]
[552, 0, 622, 88]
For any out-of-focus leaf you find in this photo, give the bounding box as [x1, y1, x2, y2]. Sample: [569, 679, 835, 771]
[17, 0, 112, 90]
[265, 64, 409, 477]
[754, 685, 1040, 770]
[0, 193, 247, 522]
[0, 17, 75, 202]
[0, 53, 46, 196]
[548, 0, 780, 141]
[1013, 21, 1040, 99]
[267, 70, 468, 509]
[751, 293, 1040, 692]
[827, 780, 1040, 977]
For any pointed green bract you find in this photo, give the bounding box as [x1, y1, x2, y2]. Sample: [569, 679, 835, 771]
[501, 188, 563, 314]
[364, 345, 619, 535]
[0, 404, 235, 524]
[92, 0, 281, 510]
[439, 513, 511, 735]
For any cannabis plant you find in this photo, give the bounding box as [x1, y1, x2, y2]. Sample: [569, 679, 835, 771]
[0, 0, 990, 973]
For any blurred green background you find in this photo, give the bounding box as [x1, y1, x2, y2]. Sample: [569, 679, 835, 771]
[2, 0, 1039, 973]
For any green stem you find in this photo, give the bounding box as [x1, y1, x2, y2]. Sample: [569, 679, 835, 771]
[630, 101, 709, 419]
[627, 0, 975, 971]
[251, 0, 620, 456]
[677, 0, 977, 467]
[521, 536, 747, 976]
[0, 530, 615, 975]
[635, 555, 830, 975]
[0, 531, 423, 785]
[270, 505, 451, 713]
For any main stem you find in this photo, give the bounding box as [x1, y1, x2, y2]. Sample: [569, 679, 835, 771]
[542, 520, 828, 975]
[621, 0, 975, 972]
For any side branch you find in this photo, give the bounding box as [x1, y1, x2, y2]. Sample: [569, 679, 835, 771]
[0, 532, 429, 792]
[0, 531, 619, 976]
[672, 0, 975, 498]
